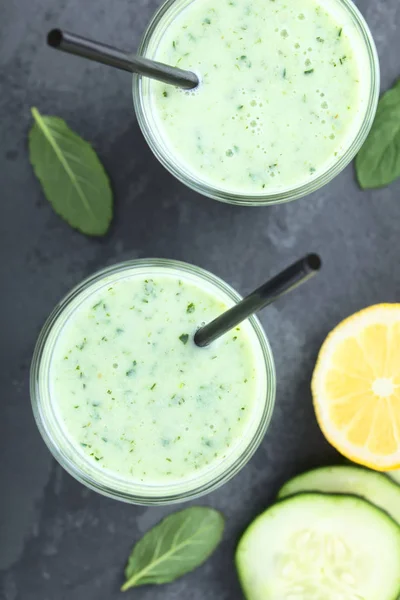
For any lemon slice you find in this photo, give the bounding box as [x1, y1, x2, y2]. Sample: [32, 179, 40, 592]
[312, 304, 400, 470]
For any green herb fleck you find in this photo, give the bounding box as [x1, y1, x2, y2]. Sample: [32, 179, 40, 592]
[76, 338, 87, 350]
[203, 17, 211, 24]
[116, 328, 124, 335]
[283, 68, 287, 79]
[150, 383, 157, 390]
[179, 333, 189, 345]
[304, 69, 314, 75]
[187, 302, 195, 314]
[338, 27, 343, 37]
[163, 91, 168, 98]
[126, 360, 137, 377]
[172, 41, 177, 49]
[237, 55, 252, 68]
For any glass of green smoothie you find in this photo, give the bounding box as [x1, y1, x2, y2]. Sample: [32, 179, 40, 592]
[133, 0, 379, 205]
[31, 260, 275, 505]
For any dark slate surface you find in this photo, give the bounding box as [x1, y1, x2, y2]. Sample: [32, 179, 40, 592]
[1, 0, 399, 598]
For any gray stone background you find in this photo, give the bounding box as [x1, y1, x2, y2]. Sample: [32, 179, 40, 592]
[0, 0, 399, 598]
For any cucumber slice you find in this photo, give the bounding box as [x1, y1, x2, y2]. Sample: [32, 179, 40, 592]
[278, 465, 400, 523]
[387, 470, 400, 486]
[236, 493, 400, 600]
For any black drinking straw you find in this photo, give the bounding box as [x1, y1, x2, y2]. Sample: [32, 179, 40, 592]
[194, 254, 321, 347]
[47, 29, 199, 90]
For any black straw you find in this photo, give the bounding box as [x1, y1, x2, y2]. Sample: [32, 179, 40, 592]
[194, 254, 321, 347]
[47, 29, 199, 90]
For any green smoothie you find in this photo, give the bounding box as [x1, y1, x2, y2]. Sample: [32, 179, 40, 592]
[145, 0, 374, 195]
[43, 263, 270, 490]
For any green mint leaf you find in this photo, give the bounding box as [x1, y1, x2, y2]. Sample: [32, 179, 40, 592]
[121, 507, 224, 591]
[355, 79, 400, 189]
[179, 334, 189, 344]
[29, 107, 113, 236]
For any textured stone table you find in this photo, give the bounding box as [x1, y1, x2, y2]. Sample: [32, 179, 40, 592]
[1, 0, 399, 598]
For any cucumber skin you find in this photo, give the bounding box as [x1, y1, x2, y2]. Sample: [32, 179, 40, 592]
[277, 464, 400, 524]
[387, 470, 400, 485]
[236, 492, 400, 600]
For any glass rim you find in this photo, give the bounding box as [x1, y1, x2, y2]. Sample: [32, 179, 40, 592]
[30, 259, 276, 505]
[133, 0, 380, 206]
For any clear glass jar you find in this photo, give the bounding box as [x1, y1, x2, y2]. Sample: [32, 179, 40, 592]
[30, 259, 276, 505]
[133, 0, 380, 206]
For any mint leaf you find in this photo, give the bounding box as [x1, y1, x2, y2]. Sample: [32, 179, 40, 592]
[29, 107, 113, 235]
[356, 79, 400, 189]
[179, 334, 189, 344]
[121, 507, 224, 590]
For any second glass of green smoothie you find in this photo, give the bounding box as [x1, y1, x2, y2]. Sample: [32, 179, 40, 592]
[31, 259, 275, 505]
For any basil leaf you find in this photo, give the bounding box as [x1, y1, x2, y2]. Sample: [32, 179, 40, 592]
[29, 107, 113, 236]
[356, 79, 400, 189]
[121, 506, 224, 591]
